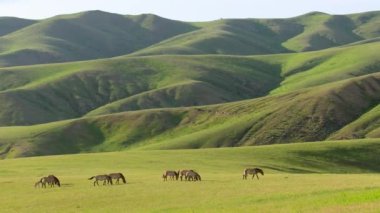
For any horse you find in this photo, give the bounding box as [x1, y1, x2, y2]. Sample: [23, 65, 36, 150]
[242, 168, 264, 180]
[89, 175, 113, 186]
[179, 170, 194, 181]
[164, 170, 179, 181]
[34, 179, 45, 188]
[186, 170, 201, 181]
[39, 175, 60, 188]
[109, 173, 127, 184]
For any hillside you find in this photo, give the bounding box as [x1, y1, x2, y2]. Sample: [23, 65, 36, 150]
[0, 11, 197, 67]
[133, 11, 380, 56]
[0, 11, 380, 158]
[0, 11, 380, 67]
[0, 55, 281, 126]
[0, 17, 36, 36]
[1, 69, 380, 157]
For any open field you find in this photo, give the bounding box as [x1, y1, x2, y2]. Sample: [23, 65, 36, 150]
[1, 140, 380, 212]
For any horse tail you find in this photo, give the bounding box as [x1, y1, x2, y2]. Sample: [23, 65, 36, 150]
[88, 176, 95, 180]
[120, 174, 126, 184]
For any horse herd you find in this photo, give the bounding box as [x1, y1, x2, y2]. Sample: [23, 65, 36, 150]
[34, 168, 264, 188]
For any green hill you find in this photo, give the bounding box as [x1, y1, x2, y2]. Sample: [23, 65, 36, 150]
[133, 11, 380, 56]
[1, 11, 380, 158]
[0, 11, 197, 67]
[1, 11, 380, 67]
[0, 55, 281, 126]
[0, 17, 36, 36]
[1, 69, 380, 157]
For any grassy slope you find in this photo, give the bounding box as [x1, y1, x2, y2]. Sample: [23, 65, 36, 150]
[329, 104, 380, 139]
[0, 17, 36, 36]
[0, 55, 281, 126]
[133, 11, 380, 57]
[1, 70, 380, 157]
[270, 41, 380, 94]
[1, 11, 380, 67]
[1, 140, 380, 212]
[132, 18, 300, 56]
[1, 40, 379, 126]
[0, 11, 197, 67]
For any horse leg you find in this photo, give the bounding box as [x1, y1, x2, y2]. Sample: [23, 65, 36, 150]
[256, 174, 260, 180]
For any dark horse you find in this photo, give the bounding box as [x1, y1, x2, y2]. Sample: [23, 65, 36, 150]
[163, 170, 179, 181]
[109, 173, 127, 184]
[186, 170, 201, 181]
[179, 170, 194, 181]
[89, 175, 113, 186]
[242, 168, 264, 180]
[36, 175, 60, 188]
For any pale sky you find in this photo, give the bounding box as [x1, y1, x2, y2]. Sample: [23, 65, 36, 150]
[0, 0, 379, 21]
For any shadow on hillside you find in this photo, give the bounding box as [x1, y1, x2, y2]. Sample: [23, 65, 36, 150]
[290, 142, 380, 173]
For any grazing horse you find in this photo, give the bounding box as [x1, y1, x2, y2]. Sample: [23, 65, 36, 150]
[109, 173, 127, 184]
[34, 179, 45, 188]
[39, 175, 61, 188]
[89, 175, 113, 186]
[242, 168, 264, 180]
[164, 170, 179, 181]
[180, 170, 194, 181]
[186, 170, 201, 181]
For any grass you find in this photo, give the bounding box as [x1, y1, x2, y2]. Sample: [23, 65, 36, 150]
[1, 140, 380, 212]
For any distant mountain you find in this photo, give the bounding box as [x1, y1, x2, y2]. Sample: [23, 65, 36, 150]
[0, 10, 380, 67]
[133, 11, 380, 56]
[0, 17, 36, 36]
[0, 10, 197, 67]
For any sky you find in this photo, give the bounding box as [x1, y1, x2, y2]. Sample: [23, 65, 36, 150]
[0, 0, 379, 21]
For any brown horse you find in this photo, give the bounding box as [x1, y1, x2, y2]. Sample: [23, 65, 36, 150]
[163, 170, 179, 181]
[243, 168, 264, 180]
[89, 175, 113, 186]
[186, 170, 201, 181]
[34, 179, 45, 188]
[109, 173, 127, 184]
[38, 175, 60, 188]
[179, 170, 194, 181]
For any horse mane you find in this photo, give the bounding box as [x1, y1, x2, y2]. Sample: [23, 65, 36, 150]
[256, 168, 264, 175]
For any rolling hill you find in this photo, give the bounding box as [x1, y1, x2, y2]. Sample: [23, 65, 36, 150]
[1, 10, 380, 158]
[0, 11, 380, 67]
[0, 10, 197, 67]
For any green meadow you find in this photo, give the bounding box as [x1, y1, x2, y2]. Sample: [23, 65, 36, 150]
[1, 140, 380, 212]
[1, 9, 380, 212]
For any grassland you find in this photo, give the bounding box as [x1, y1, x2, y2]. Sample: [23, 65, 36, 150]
[1, 140, 380, 212]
